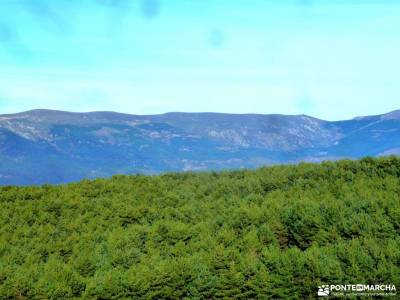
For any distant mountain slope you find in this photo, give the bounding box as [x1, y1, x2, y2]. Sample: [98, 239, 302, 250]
[0, 109, 399, 185]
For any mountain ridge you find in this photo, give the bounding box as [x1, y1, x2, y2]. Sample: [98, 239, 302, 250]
[0, 109, 399, 185]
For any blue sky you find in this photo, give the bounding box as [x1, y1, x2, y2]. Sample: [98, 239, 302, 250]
[0, 0, 399, 120]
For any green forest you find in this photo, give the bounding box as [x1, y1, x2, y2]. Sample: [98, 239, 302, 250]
[0, 156, 399, 299]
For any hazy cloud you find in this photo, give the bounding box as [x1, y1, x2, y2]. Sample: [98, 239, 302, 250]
[140, 0, 160, 19]
[0, 21, 32, 61]
[0, 23, 12, 43]
[296, 95, 316, 115]
[209, 29, 226, 48]
[22, 0, 70, 35]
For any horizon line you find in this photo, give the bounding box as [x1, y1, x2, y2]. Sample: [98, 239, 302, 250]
[1, 108, 399, 122]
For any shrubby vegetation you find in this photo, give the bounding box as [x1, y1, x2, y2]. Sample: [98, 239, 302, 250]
[0, 156, 399, 299]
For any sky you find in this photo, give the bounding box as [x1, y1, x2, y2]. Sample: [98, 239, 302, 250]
[0, 0, 399, 120]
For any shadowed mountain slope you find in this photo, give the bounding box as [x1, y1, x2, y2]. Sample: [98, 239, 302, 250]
[0, 109, 399, 185]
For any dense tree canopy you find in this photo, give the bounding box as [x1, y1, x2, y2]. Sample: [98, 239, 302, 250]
[0, 156, 399, 299]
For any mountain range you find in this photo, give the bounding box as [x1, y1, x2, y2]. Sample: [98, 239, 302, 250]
[0, 109, 399, 185]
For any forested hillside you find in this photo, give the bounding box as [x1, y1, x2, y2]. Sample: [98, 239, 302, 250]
[0, 157, 399, 299]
